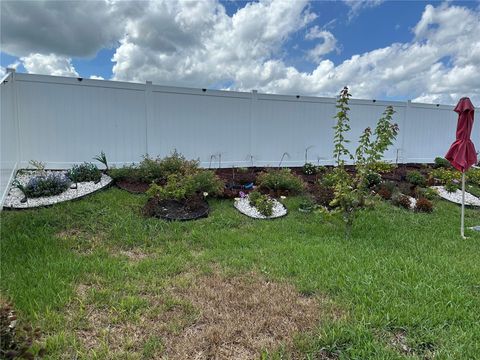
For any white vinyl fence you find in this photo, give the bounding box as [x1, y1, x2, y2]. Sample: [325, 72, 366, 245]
[1, 71, 478, 206]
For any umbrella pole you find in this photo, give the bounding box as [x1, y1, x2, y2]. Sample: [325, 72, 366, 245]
[461, 172, 466, 239]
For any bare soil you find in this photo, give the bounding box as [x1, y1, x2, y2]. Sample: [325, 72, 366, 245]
[143, 196, 209, 221]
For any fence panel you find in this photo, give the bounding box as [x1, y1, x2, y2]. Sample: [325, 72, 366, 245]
[1, 73, 478, 205]
[0, 73, 18, 204]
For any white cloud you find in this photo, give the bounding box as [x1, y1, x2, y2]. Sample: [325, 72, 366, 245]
[305, 26, 338, 62]
[89, 75, 104, 80]
[343, 0, 383, 21]
[0, 0, 127, 57]
[20, 53, 79, 77]
[112, 0, 316, 86]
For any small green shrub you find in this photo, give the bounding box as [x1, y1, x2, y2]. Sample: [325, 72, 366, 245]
[67, 162, 102, 183]
[302, 163, 317, 175]
[430, 168, 461, 184]
[248, 190, 274, 217]
[434, 157, 452, 169]
[419, 187, 438, 200]
[415, 197, 433, 213]
[445, 182, 459, 193]
[320, 171, 337, 187]
[109, 151, 199, 183]
[17, 173, 71, 198]
[257, 168, 304, 193]
[108, 165, 139, 181]
[364, 172, 382, 188]
[298, 195, 316, 212]
[467, 168, 480, 186]
[147, 174, 188, 201]
[368, 161, 397, 174]
[391, 193, 411, 209]
[93, 151, 108, 170]
[158, 150, 199, 178]
[189, 170, 224, 196]
[406, 170, 426, 186]
[146, 170, 223, 201]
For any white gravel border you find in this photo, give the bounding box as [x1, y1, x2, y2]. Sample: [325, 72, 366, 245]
[431, 186, 480, 207]
[234, 196, 287, 219]
[4, 170, 112, 209]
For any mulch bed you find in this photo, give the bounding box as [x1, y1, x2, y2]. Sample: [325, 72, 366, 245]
[115, 164, 436, 201]
[116, 179, 151, 194]
[143, 196, 209, 221]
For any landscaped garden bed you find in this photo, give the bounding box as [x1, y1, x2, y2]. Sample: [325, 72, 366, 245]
[4, 169, 112, 209]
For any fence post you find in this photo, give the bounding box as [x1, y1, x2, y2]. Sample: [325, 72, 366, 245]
[250, 90, 258, 167]
[145, 81, 153, 156]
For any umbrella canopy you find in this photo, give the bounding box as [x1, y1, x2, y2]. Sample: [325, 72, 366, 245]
[445, 97, 477, 172]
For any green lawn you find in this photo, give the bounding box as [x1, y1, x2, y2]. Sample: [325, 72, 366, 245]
[1, 188, 480, 359]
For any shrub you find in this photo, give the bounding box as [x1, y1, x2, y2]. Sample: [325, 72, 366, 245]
[248, 190, 274, 217]
[364, 172, 382, 188]
[368, 161, 397, 174]
[320, 171, 337, 187]
[136, 156, 165, 183]
[93, 151, 108, 170]
[302, 163, 317, 175]
[391, 193, 411, 209]
[146, 170, 223, 201]
[189, 170, 224, 196]
[377, 187, 392, 200]
[17, 173, 71, 198]
[430, 168, 461, 185]
[419, 187, 438, 200]
[406, 170, 426, 186]
[158, 150, 199, 178]
[108, 165, 139, 181]
[257, 168, 304, 194]
[109, 151, 199, 183]
[467, 168, 480, 186]
[298, 195, 316, 212]
[147, 174, 188, 201]
[434, 157, 452, 169]
[67, 162, 102, 183]
[415, 197, 433, 213]
[445, 182, 459, 193]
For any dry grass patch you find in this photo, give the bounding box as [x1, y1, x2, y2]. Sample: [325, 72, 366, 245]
[163, 270, 322, 359]
[67, 270, 334, 359]
[55, 228, 105, 255]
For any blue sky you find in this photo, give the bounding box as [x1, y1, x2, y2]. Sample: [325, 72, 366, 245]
[1, 0, 479, 104]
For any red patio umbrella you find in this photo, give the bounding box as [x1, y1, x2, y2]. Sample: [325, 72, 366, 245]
[445, 97, 477, 238]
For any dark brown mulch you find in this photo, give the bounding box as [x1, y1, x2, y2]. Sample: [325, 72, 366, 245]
[143, 197, 209, 221]
[116, 179, 150, 194]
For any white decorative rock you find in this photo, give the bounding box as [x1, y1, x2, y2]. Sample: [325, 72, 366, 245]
[4, 170, 112, 209]
[431, 186, 480, 207]
[234, 196, 287, 219]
